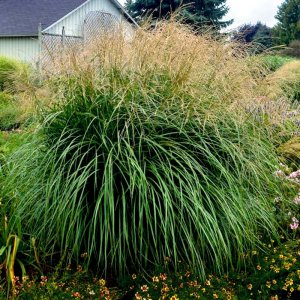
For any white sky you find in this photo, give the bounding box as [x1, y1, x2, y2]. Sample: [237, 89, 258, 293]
[225, 0, 285, 29]
[120, 0, 285, 29]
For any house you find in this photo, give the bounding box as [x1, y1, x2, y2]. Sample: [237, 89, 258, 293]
[0, 0, 136, 63]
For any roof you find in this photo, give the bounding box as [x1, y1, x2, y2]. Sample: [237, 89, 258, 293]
[0, 0, 136, 37]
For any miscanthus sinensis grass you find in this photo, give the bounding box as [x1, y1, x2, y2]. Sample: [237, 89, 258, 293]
[2, 21, 292, 278]
[265, 60, 300, 102]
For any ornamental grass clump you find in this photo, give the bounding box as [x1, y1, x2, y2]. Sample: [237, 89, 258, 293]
[265, 60, 300, 102]
[3, 22, 288, 278]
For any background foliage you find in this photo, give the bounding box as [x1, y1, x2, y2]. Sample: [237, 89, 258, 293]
[232, 22, 273, 53]
[273, 0, 300, 45]
[125, 0, 232, 29]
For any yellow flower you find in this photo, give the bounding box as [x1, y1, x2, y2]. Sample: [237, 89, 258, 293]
[191, 280, 200, 288]
[132, 274, 137, 280]
[290, 287, 294, 293]
[152, 276, 159, 283]
[160, 273, 167, 281]
[266, 281, 271, 288]
[205, 280, 211, 286]
[185, 271, 191, 278]
[279, 254, 284, 259]
[170, 295, 179, 300]
[284, 263, 292, 270]
[273, 267, 280, 273]
[99, 279, 106, 287]
[189, 293, 200, 299]
[201, 288, 206, 293]
[135, 292, 142, 300]
[247, 284, 253, 290]
[256, 265, 262, 270]
[213, 293, 219, 299]
[272, 280, 277, 285]
[286, 279, 293, 286]
[161, 284, 169, 294]
[141, 285, 149, 292]
[252, 251, 257, 255]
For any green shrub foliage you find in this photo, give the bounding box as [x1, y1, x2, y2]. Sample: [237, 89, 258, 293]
[0, 92, 20, 131]
[261, 55, 293, 72]
[0, 56, 24, 92]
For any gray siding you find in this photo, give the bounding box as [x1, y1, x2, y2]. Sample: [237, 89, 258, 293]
[0, 0, 131, 63]
[44, 0, 125, 36]
[0, 37, 39, 62]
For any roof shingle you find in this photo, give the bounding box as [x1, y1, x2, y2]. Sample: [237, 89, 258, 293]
[0, 0, 88, 36]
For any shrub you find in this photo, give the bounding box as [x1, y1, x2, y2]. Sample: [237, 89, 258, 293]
[0, 57, 34, 130]
[3, 22, 290, 278]
[0, 130, 30, 158]
[0, 56, 26, 92]
[0, 92, 21, 131]
[261, 55, 293, 72]
[265, 60, 300, 102]
[283, 40, 300, 58]
[277, 137, 300, 166]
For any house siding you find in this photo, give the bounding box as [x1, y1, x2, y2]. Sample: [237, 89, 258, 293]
[0, 0, 131, 63]
[0, 37, 39, 63]
[43, 0, 125, 36]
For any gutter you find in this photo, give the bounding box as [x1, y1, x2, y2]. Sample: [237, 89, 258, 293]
[110, 0, 138, 26]
[0, 34, 38, 38]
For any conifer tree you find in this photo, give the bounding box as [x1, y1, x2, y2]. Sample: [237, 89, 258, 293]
[232, 22, 273, 52]
[273, 0, 300, 45]
[125, 0, 232, 29]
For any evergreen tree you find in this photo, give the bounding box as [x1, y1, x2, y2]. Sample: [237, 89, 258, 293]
[273, 0, 300, 45]
[232, 22, 273, 52]
[125, 0, 233, 29]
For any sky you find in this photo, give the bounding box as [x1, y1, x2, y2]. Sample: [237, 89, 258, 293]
[120, 0, 285, 29]
[225, 0, 284, 30]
